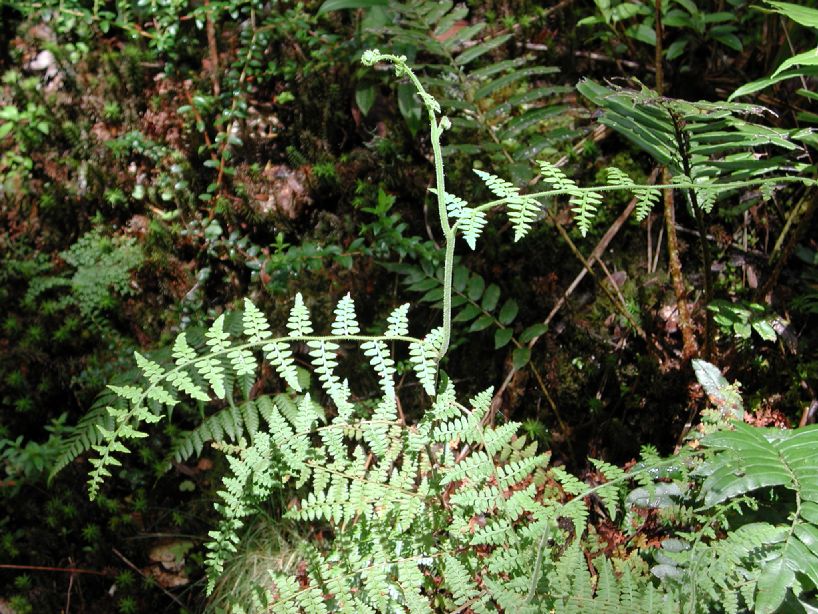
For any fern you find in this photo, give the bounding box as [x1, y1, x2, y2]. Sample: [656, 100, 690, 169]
[371, 0, 576, 179]
[692, 423, 818, 613]
[61, 49, 818, 614]
[474, 168, 541, 241]
[25, 228, 142, 331]
[64, 291, 423, 499]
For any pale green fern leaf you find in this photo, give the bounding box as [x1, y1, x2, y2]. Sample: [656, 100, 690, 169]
[196, 354, 227, 399]
[469, 387, 494, 422]
[287, 292, 313, 336]
[166, 367, 209, 402]
[263, 341, 302, 391]
[242, 298, 272, 343]
[228, 347, 256, 378]
[589, 458, 626, 520]
[270, 574, 301, 614]
[206, 313, 231, 352]
[409, 326, 443, 396]
[396, 559, 432, 613]
[473, 168, 538, 241]
[538, 160, 578, 192]
[484, 421, 519, 455]
[474, 168, 519, 200]
[432, 379, 459, 421]
[386, 303, 410, 336]
[569, 189, 603, 237]
[307, 340, 349, 412]
[361, 339, 396, 397]
[134, 351, 165, 385]
[331, 293, 360, 336]
[605, 167, 635, 189]
[171, 331, 197, 365]
[634, 186, 661, 221]
[507, 195, 541, 241]
[694, 184, 718, 213]
[445, 555, 480, 606]
[364, 395, 398, 457]
[459, 207, 488, 250]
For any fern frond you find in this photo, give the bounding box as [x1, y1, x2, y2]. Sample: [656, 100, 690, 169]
[263, 341, 302, 392]
[171, 397, 270, 462]
[361, 339, 396, 397]
[538, 160, 579, 192]
[696, 423, 818, 613]
[242, 298, 272, 343]
[307, 340, 353, 419]
[445, 555, 480, 606]
[472, 168, 539, 241]
[633, 186, 661, 221]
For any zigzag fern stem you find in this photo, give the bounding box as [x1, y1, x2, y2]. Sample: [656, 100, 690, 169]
[362, 50, 457, 359]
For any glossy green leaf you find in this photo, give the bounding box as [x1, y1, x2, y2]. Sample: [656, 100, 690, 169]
[498, 299, 518, 325]
[511, 347, 531, 371]
[469, 315, 494, 332]
[494, 328, 514, 349]
[481, 284, 501, 312]
[519, 323, 548, 343]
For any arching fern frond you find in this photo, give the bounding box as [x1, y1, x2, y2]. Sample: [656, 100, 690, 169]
[58, 294, 424, 499]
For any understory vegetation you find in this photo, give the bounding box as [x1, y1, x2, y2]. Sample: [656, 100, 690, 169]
[1, 0, 818, 612]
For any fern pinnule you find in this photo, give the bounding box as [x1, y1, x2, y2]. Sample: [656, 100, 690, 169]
[634, 185, 661, 220]
[242, 298, 273, 342]
[264, 340, 302, 392]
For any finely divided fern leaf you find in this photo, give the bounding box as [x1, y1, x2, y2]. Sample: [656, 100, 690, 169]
[473, 168, 539, 241]
[287, 292, 313, 336]
[409, 327, 444, 396]
[386, 303, 409, 337]
[331, 293, 360, 336]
